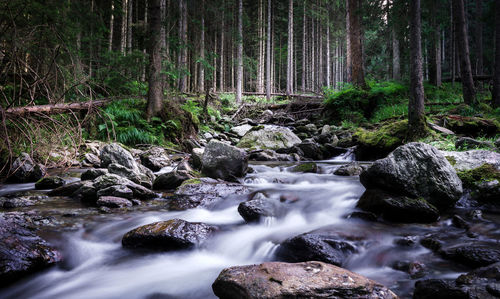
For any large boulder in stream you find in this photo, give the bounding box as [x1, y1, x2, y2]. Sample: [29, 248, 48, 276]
[100, 143, 137, 169]
[93, 174, 157, 200]
[441, 150, 500, 172]
[139, 146, 171, 171]
[212, 261, 398, 299]
[238, 197, 286, 223]
[275, 233, 358, 267]
[35, 176, 65, 189]
[360, 142, 463, 210]
[10, 153, 46, 183]
[0, 213, 61, 285]
[201, 140, 248, 182]
[237, 125, 302, 150]
[122, 219, 217, 251]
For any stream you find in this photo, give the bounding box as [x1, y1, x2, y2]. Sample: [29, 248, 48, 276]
[0, 154, 497, 299]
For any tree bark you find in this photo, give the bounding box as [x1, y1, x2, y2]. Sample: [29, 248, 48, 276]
[408, 0, 426, 140]
[428, 1, 441, 86]
[286, 0, 294, 96]
[120, 0, 127, 55]
[108, 0, 115, 52]
[146, 0, 163, 120]
[347, 0, 365, 88]
[127, 0, 133, 54]
[345, 0, 352, 83]
[236, 0, 243, 103]
[392, 27, 400, 80]
[219, 1, 225, 92]
[453, 0, 476, 105]
[178, 0, 188, 93]
[198, 0, 205, 93]
[266, 0, 272, 100]
[475, 0, 483, 75]
[493, 0, 500, 108]
[326, 20, 331, 88]
[257, 0, 264, 93]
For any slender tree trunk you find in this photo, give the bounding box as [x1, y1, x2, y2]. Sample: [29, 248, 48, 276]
[345, 0, 352, 83]
[146, 0, 163, 120]
[199, 0, 205, 93]
[127, 0, 133, 54]
[326, 21, 331, 88]
[347, 0, 365, 88]
[451, 0, 455, 86]
[236, 0, 243, 103]
[301, 0, 306, 92]
[475, 0, 483, 75]
[142, 1, 148, 81]
[108, 0, 115, 52]
[178, 0, 188, 92]
[453, 0, 476, 105]
[408, 0, 426, 140]
[286, 0, 294, 96]
[219, 1, 225, 92]
[266, 0, 272, 100]
[256, 0, 264, 93]
[428, 1, 441, 86]
[493, 0, 500, 108]
[120, 0, 127, 54]
[392, 27, 400, 80]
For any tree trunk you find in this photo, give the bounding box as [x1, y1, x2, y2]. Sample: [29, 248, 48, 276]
[127, 0, 133, 54]
[108, 0, 115, 52]
[428, 1, 441, 86]
[219, 1, 225, 92]
[408, 0, 426, 140]
[392, 27, 400, 80]
[236, 0, 243, 103]
[146, 0, 163, 120]
[286, 0, 294, 96]
[326, 21, 331, 88]
[493, 0, 500, 108]
[178, 0, 187, 93]
[120, 0, 127, 55]
[453, 0, 476, 105]
[347, 0, 365, 88]
[199, 0, 205, 93]
[257, 0, 264, 93]
[475, 0, 483, 75]
[345, 0, 352, 83]
[266, 0, 272, 100]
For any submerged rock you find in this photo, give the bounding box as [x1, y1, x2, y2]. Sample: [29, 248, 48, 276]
[212, 261, 398, 299]
[360, 142, 462, 210]
[122, 219, 216, 251]
[201, 140, 248, 182]
[35, 176, 65, 190]
[0, 213, 61, 285]
[10, 153, 46, 183]
[96, 196, 133, 208]
[237, 125, 302, 150]
[275, 233, 357, 267]
[334, 162, 365, 176]
[238, 198, 285, 223]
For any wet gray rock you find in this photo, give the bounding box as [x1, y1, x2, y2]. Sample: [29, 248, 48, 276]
[334, 162, 365, 176]
[212, 261, 398, 299]
[275, 233, 358, 267]
[296, 140, 323, 160]
[456, 137, 495, 150]
[357, 189, 439, 223]
[35, 176, 65, 190]
[248, 149, 299, 162]
[290, 162, 318, 173]
[153, 171, 192, 190]
[190, 148, 204, 169]
[140, 147, 171, 171]
[231, 124, 253, 137]
[81, 168, 108, 181]
[238, 198, 285, 223]
[441, 243, 500, 268]
[108, 163, 154, 189]
[122, 219, 217, 251]
[0, 197, 36, 208]
[0, 213, 61, 285]
[48, 181, 85, 196]
[96, 185, 134, 199]
[72, 181, 98, 204]
[441, 150, 500, 171]
[361, 142, 463, 210]
[96, 196, 133, 208]
[100, 143, 137, 169]
[10, 153, 46, 183]
[237, 125, 302, 150]
[202, 140, 248, 182]
[82, 153, 101, 167]
[93, 174, 157, 200]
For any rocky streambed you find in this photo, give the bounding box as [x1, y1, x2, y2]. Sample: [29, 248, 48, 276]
[0, 112, 500, 299]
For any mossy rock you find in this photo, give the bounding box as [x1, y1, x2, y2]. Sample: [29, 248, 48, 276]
[353, 120, 408, 160]
[457, 164, 500, 188]
[290, 162, 318, 173]
[180, 178, 202, 186]
[444, 115, 500, 138]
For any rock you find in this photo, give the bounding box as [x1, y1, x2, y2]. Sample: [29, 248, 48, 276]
[248, 149, 299, 162]
[238, 198, 284, 222]
[172, 178, 249, 210]
[153, 171, 192, 190]
[452, 215, 470, 229]
[321, 125, 332, 135]
[0, 197, 36, 208]
[231, 124, 253, 137]
[212, 261, 398, 299]
[72, 181, 98, 204]
[237, 125, 302, 150]
[456, 137, 495, 150]
[360, 142, 463, 210]
[456, 163, 500, 203]
[190, 148, 204, 169]
[35, 176, 65, 189]
[108, 163, 154, 188]
[48, 181, 85, 196]
[442, 150, 500, 172]
[275, 233, 357, 266]
[353, 120, 408, 160]
[10, 153, 46, 183]
[96, 185, 134, 199]
[93, 174, 157, 200]
[296, 140, 323, 160]
[314, 133, 338, 146]
[441, 243, 500, 268]
[442, 115, 499, 137]
[100, 143, 137, 169]
[81, 168, 108, 181]
[201, 140, 248, 182]
[357, 189, 439, 223]
[96, 196, 133, 208]
[334, 162, 364, 176]
[140, 147, 171, 171]
[496, 137, 500, 148]
[122, 219, 216, 251]
[0, 213, 61, 285]
[82, 153, 101, 167]
[290, 162, 318, 173]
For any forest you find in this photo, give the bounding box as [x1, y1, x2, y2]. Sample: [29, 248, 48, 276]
[0, 0, 500, 298]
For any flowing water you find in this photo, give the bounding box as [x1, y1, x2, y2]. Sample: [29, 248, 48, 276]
[0, 155, 496, 299]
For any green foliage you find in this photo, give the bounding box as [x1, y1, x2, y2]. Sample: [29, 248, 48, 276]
[424, 83, 463, 103]
[371, 103, 408, 123]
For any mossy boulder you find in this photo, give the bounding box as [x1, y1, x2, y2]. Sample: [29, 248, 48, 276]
[35, 176, 65, 190]
[443, 115, 500, 138]
[457, 164, 500, 203]
[237, 125, 302, 150]
[353, 120, 408, 160]
[290, 162, 318, 173]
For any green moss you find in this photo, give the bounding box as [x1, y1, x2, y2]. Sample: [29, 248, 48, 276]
[250, 125, 264, 132]
[180, 178, 202, 186]
[445, 156, 457, 166]
[457, 164, 500, 188]
[291, 162, 318, 173]
[353, 120, 408, 151]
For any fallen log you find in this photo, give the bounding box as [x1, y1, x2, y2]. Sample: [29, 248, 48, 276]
[241, 92, 323, 99]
